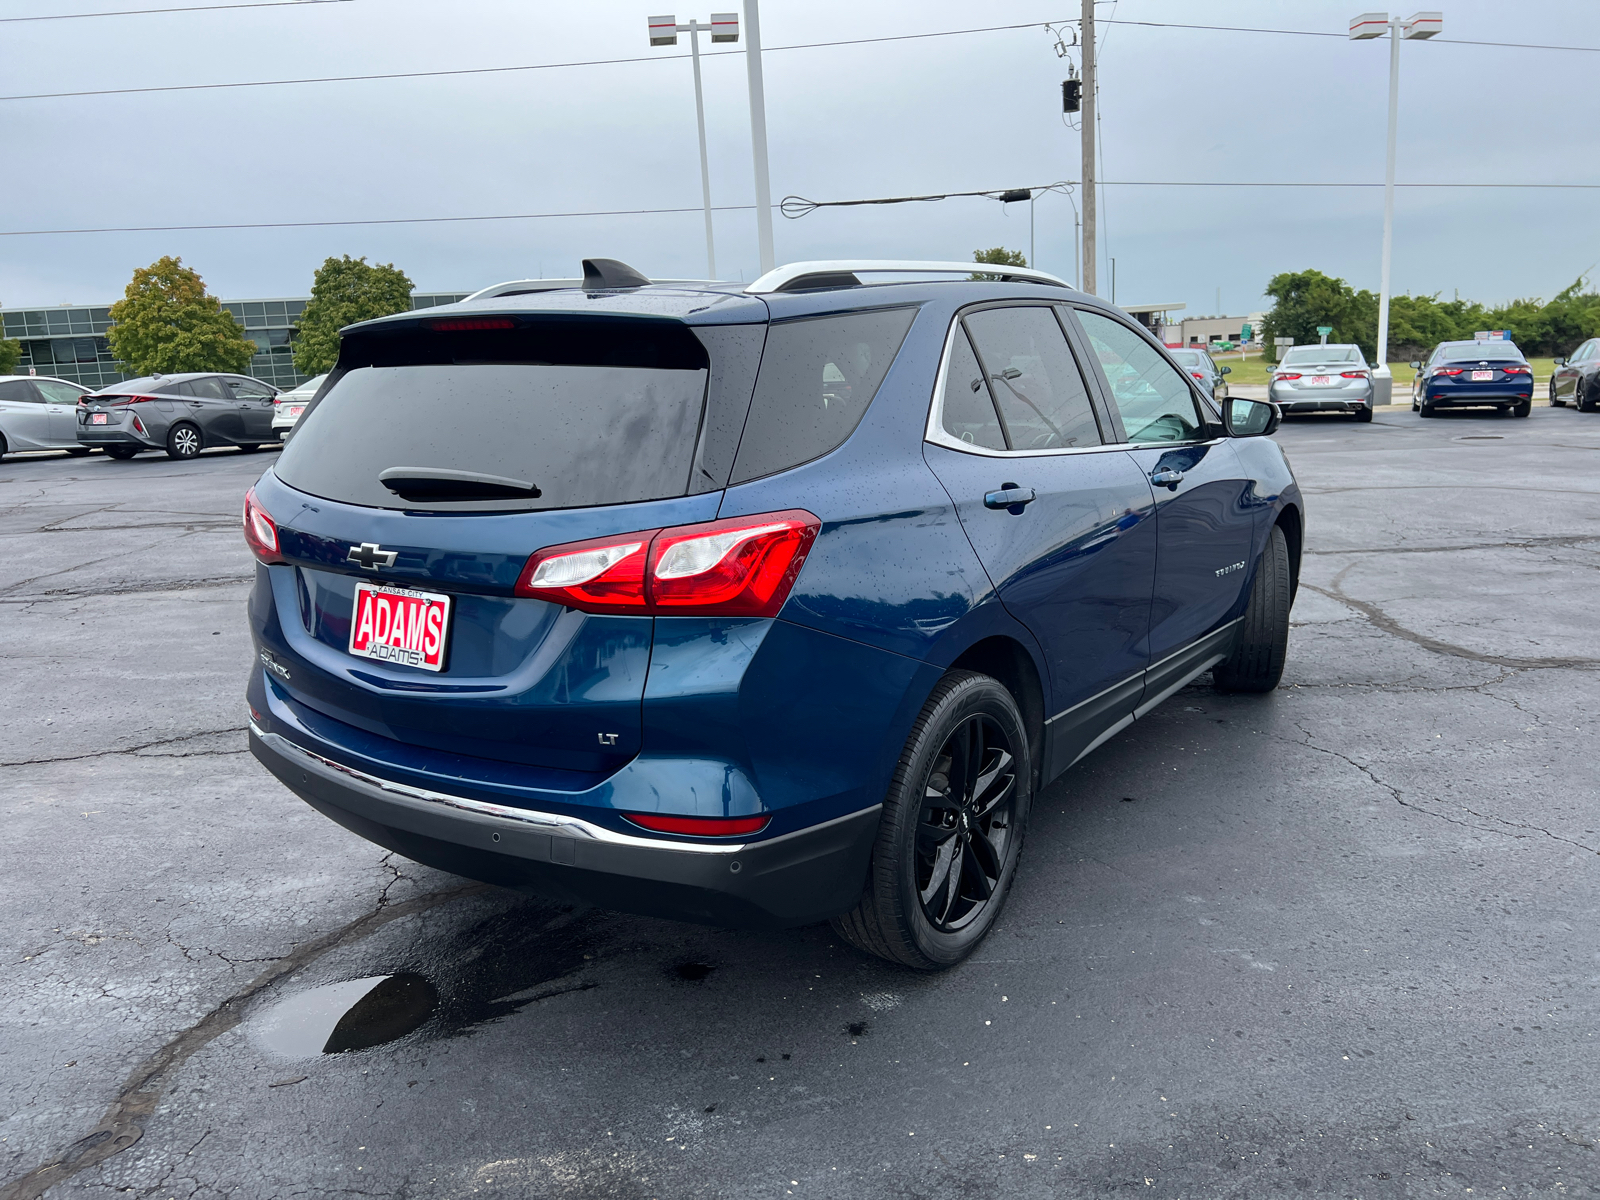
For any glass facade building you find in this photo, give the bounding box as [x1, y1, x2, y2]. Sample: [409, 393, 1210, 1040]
[1, 291, 471, 391]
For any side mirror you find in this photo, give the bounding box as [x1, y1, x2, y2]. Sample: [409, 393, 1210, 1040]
[1223, 397, 1279, 438]
[1408, 360, 1421, 370]
[1554, 357, 1565, 366]
[1219, 365, 1232, 375]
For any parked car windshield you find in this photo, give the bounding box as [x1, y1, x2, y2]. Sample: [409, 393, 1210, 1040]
[274, 319, 712, 512]
[1440, 342, 1525, 362]
[1281, 346, 1361, 365]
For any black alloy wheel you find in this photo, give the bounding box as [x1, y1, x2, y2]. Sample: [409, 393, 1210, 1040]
[832, 671, 1032, 969]
[166, 422, 202, 460]
[914, 714, 1019, 934]
[1551, 381, 1565, 407]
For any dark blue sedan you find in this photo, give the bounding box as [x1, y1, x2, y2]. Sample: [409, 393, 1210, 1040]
[1411, 339, 1535, 417]
[244, 258, 1303, 969]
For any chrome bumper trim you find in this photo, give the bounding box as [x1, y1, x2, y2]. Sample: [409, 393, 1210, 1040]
[251, 722, 747, 854]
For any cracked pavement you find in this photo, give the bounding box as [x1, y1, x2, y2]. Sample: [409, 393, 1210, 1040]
[3, 408, 1599, 1199]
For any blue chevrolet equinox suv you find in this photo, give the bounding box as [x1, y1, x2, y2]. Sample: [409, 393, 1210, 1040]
[246, 258, 1302, 969]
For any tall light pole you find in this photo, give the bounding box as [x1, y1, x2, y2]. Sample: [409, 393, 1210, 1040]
[1350, 10, 1441, 402]
[743, 0, 775, 273]
[1079, 0, 1096, 296]
[650, 14, 740, 279]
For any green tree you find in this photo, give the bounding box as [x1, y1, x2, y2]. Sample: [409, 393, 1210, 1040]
[105, 256, 257, 376]
[293, 255, 415, 375]
[1259, 268, 1380, 361]
[0, 337, 20, 375]
[971, 246, 1028, 280]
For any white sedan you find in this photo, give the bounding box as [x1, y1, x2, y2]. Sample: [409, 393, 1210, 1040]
[0, 375, 92, 459]
[271, 374, 328, 436]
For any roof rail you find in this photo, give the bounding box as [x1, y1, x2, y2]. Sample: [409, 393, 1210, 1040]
[745, 260, 1070, 295]
[461, 279, 582, 303]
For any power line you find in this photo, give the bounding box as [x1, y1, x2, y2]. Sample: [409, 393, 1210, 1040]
[7, 15, 1596, 104]
[8, 182, 1599, 239]
[0, 0, 350, 23]
[0, 19, 1056, 102]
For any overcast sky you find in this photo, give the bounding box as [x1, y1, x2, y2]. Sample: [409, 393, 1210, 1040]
[3, 0, 1596, 315]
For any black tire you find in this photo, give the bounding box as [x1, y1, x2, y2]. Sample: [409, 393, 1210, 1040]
[65, 446, 92, 457]
[237, 443, 261, 453]
[104, 445, 140, 460]
[831, 671, 1032, 970]
[1512, 400, 1531, 418]
[1550, 383, 1565, 408]
[1214, 524, 1291, 694]
[166, 422, 202, 460]
[0, 432, 7, 461]
[1418, 402, 1436, 418]
[1354, 404, 1373, 423]
[1578, 379, 1596, 414]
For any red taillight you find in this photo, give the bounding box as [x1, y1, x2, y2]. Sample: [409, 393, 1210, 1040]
[1274, 372, 1302, 381]
[516, 531, 657, 614]
[108, 394, 158, 406]
[1432, 367, 1464, 377]
[1340, 371, 1369, 379]
[131, 414, 146, 436]
[1503, 364, 1531, 374]
[1190, 371, 1206, 380]
[429, 317, 515, 332]
[515, 509, 821, 618]
[624, 813, 771, 837]
[243, 487, 284, 564]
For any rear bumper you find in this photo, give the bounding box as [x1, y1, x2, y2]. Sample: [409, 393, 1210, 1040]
[76, 427, 157, 447]
[1424, 389, 1531, 406]
[249, 724, 880, 929]
[1269, 386, 1372, 412]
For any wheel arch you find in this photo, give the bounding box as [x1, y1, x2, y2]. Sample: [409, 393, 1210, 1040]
[1273, 502, 1303, 601]
[946, 635, 1046, 790]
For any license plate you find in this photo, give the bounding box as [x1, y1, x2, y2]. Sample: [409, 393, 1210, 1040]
[1471, 370, 1493, 381]
[1308, 375, 1333, 386]
[348, 582, 451, 672]
[90, 412, 108, 424]
[287, 406, 304, 418]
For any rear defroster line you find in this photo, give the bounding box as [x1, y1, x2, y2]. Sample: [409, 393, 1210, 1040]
[0, 881, 487, 1200]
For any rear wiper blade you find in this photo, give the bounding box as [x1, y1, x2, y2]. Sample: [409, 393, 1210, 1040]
[378, 467, 541, 501]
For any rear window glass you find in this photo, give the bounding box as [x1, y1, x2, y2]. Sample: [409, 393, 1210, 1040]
[98, 376, 164, 394]
[730, 307, 916, 484]
[1441, 342, 1524, 361]
[1169, 350, 1206, 367]
[1282, 346, 1361, 364]
[273, 320, 711, 512]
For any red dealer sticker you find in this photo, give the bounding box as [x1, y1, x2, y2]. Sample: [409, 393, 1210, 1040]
[348, 582, 452, 672]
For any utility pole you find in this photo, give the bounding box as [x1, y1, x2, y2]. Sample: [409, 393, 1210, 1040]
[1079, 0, 1096, 296]
[744, 0, 776, 274]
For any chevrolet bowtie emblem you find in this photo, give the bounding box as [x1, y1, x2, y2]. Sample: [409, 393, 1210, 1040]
[347, 542, 398, 570]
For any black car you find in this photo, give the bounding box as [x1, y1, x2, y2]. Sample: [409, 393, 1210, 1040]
[77, 372, 281, 460]
[1550, 337, 1600, 411]
[1410, 340, 1534, 418]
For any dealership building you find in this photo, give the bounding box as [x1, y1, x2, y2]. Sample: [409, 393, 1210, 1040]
[1, 291, 472, 392]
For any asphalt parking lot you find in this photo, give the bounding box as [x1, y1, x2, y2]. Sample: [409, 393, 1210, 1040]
[3, 406, 1599, 1200]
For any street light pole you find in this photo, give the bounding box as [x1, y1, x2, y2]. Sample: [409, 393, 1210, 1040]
[1080, 0, 1096, 296]
[743, 0, 776, 274]
[650, 14, 741, 280]
[1350, 10, 1441, 399]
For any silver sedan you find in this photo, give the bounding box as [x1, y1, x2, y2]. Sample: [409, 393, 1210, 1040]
[1268, 344, 1375, 422]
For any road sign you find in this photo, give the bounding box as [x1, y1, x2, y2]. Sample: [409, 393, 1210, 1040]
[1241, 323, 1253, 341]
[1316, 325, 1333, 335]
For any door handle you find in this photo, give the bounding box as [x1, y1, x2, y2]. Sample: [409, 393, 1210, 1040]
[1150, 467, 1184, 489]
[983, 484, 1036, 513]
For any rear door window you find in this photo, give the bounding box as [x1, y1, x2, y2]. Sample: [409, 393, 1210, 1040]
[729, 307, 916, 484]
[939, 326, 1006, 450]
[274, 318, 713, 512]
[0, 380, 41, 402]
[1075, 309, 1206, 444]
[184, 377, 230, 399]
[963, 306, 1102, 451]
[225, 376, 277, 399]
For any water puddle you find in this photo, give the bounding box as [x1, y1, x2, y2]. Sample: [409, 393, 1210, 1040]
[251, 973, 437, 1058]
